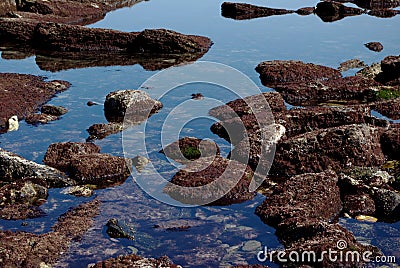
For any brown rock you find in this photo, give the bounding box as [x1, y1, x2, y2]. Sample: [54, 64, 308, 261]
[43, 142, 101, 171]
[41, 104, 68, 116]
[25, 113, 59, 125]
[256, 170, 342, 227]
[0, 0, 16, 16]
[295, 7, 315, 15]
[221, 2, 294, 20]
[342, 193, 377, 216]
[381, 125, 400, 159]
[380, 55, 400, 82]
[0, 179, 47, 206]
[365, 41, 384, 52]
[0, 203, 45, 220]
[164, 156, 256, 205]
[87, 122, 124, 140]
[371, 98, 400, 120]
[315, 1, 364, 22]
[255, 60, 341, 87]
[160, 137, 220, 163]
[270, 124, 385, 177]
[338, 58, 366, 72]
[355, 0, 400, 10]
[368, 9, 399, 18]
[0, 73, 70, 128]
[92, 255, 179, 268]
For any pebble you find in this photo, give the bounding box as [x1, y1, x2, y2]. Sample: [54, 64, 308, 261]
[241, 240, 261, 252]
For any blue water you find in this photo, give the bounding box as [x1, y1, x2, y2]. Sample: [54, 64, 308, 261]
[1, 0, 400, 266]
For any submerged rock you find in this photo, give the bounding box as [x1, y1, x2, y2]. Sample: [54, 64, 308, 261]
[61, 185, 94, 197]
[106, 218, 135, 240]
[104, 89, 163, 123]
[164, 156, 256, 206]
[41, 104, 68, 116]
[255, 60, 341, 87]
[270, 124, 385, 177]
[221, 2, 294, 20]
[160, 137, 220, 163]
[87, 122, 124, 140]
[132, 155, 150, 172]
[91, 254, 179, 268]
[365, 41, 384, 52]
[315, 1, 364, 22]
[0, 199, 100, 267]
[0, 148, 73, 187]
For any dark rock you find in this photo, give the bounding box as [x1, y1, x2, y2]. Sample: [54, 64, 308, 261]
[355, 0, 400, 10]
[0, 18, 37, 43]
[104, 89, 163, 123]
[0, 203, 46, 220]
[373, 188, 400, 221]
[0, 148, 74, 187]
[160, 137, 220, 163]
[0, 199, 100, 267]
[106, 218, 135, 240]
[371, 98, 400, 120]
[43, 142, 101, 171]
[368, 8, 399, 18]
[380, 55, 400, 82]
[342, 193, 377, 216]
[41, 104, 68, 116]
[25, 113, 59, 124]
[270, 124, 385, 177]
[255, 60, 341, 87]
[315, 1, 364, 22]
[365, 41, 384, 52]
[0, 178, 47, 206]
[0, 0, 16, 16]
[153, 219, 202, 231]
[164, 156, 256, 205]
[381, 125, 400, 159]
[356, 62, 382, 80]
[295, 7, 315, 15]
[0, 73, 70, 128]
[91, 255, 179, 268]
[62, 185, 93, 197]
[68, 153, 132, 187]
[256, 170, 342, 228]
[191, 93, 203, 99]
[129, 29, 212, 54]
[338, 58, 366, 72]
[221, 2, 294, 20]
[87, 101, 98, 106]
[273, 76, 381, 106]
[87, 122, 124, 140]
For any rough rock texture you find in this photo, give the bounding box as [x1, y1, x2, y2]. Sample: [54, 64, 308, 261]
[221, 2, 294, 20]
[91, 255, 179, 268]
[41, 104, 68, 116]
[160, 137, 220, 163]
[69, 153, 132, 187]
[273, 76, 380, 106]
[380, 55, 400, 82]
[295, 7, 315, 15]
[365, 41, 384, 52]
[381, 125, 400, 159]
[256, 171, 342, 227]
[0, 0, 16, 16]
[25, 113, 59, 125]
[0, 203, 46, 220]
[0, 148, 74, 187]
[164, 156, 256, 205]
[106, 218, 135, 240]
[104, 89, 163, 123]
[87, 122, 124, 140]
[315, 1, 364, 22]
[372, 98, 400, 120]
[338, 58, 366, 72]
[270, 124, 385, 177]
[0, 178, 47, 206]
[255, 60, 341, 87]
[355, 0, 400, 10]
[0, 73, 70, 129]
[0, 199, 100, 267]
[43, 142, 101, 171]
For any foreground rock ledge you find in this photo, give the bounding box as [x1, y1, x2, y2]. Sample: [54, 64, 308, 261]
[90, 254, 179, 268]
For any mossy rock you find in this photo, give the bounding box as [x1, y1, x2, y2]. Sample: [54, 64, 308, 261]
[376, 88, 400, 100]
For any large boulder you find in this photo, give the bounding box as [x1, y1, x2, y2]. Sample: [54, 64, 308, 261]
[381, 125, 400, 159]
[270, 124, 385, 177]
[104, 89, 163, 123]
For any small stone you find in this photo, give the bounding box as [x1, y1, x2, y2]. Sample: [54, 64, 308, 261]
[132, 156, 150, 172]
[355, 215, 378, 222]
[25, 113, 59, 125]
[41, 105, 68, 116]
[242, 240, 262, 252]
[106, 218, 135, 240]
[191, 93, 204, 100]
[87, 101, 98, 106]
[365, 42, 384, 52]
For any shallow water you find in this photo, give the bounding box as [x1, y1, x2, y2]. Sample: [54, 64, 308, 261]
[1, 0, 400, 266]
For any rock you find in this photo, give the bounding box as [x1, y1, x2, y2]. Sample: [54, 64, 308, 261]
[270, 124, 385, 177]
[104, 89, 163, 123]
[295, 7, 315, 15]
[0, 73, 70, 128]
[256, 170, 342, 228]
[87, 122, 124, 140]
[365, 41, 384, 52]
[315, 1, 364, 22]
[368, 9, 400, 18]
[132, 155, 150, 172]
[342, 194, 376, 216]
[129, 29, 212, 54]
[0, 178, 48, 206]
[61, 185, 93, 197]
[273, 76, 381, 106]
[160, 137, 220, 163]
[68, 154, 132, 187]
[0, 148, 73, 187]
[87, 101, 98, 106]
[338, 59, 366, 72]
[43, 142, 101, 171]
[0, 0, 16, 16]
[221, 2, 294, 20]
[380, 55, 400, 82]
[153, 219, 203, 231]
[164, 156, 256, 205]
[241, 240, 261, 252]
[371, 98, 400, 120]
[372, 188, 400, 221]
[356, 62, 382, 80]
[106, 218, 135, 240]
[191, 93, 203, 99]
[255, 60, 341, 87]
[25, 113, 59, 125]
[0, 203, 46, 220]
[40, 104, 68, 116]
[91, 255, 179, 268]
[381, 125, 400, 159]
[0, 199, 100, 267]
[355, 0, 400, 10]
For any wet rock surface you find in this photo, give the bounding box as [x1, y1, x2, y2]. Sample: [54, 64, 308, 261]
[0, 199, 100, 267]
[338, 58, 366, 72]
[91, 254, 179, 268]
[87, 122, 124, 140]
[106, 218, 135, 240]
[164, 156, 256, 205]
[160, 137, 220, 163]
[381, 125, 400, 159]
[0, 148, 74, 187]
[221, 2, 294, 20]
[365, 41, 384, 52]
[0, 73, 70, 129]
[315, 1, 364, 22]
[40, 104, 68, 116]
[25, 113, 59, 125]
